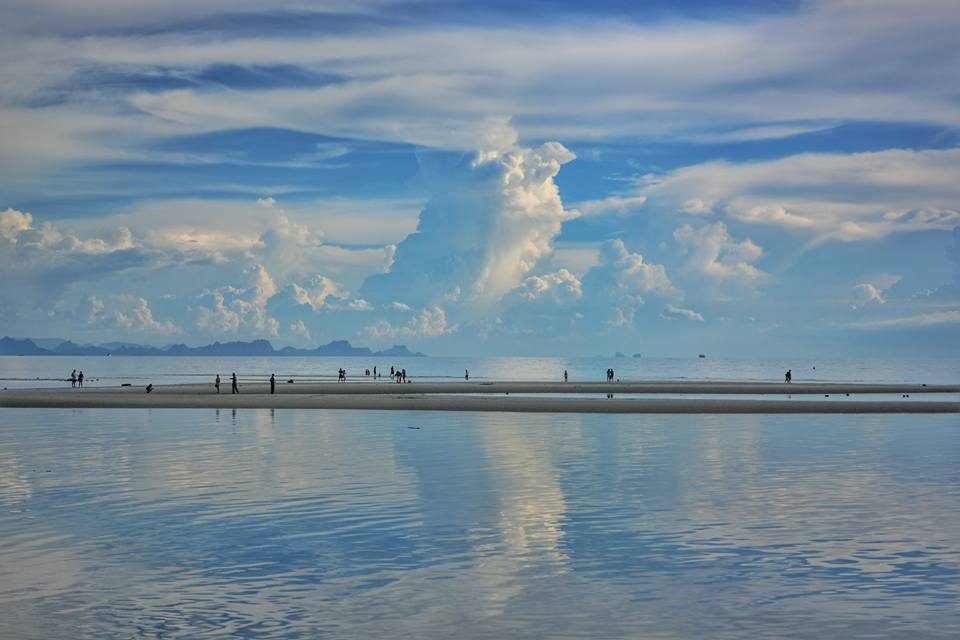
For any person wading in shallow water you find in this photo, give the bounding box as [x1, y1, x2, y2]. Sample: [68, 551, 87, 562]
[270, 373, 276, 395]
[215, 374, 220, 394]
[231, 372, 239, 394]
[70, 369, 77, 388]
[77, 371, 84, 388]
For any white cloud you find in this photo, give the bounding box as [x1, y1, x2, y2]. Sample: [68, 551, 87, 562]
[0, 208, 33, 241]
[643, 149, 960, 244]
[196, 264, 278, 336]
[594, 239, 675, 297]
[673, 222, 765, 283]
[848, 310, 960, 329]
[681, 199, 713, 215]
[851, 283, 887, 307]
[948, 226, 960, 294]
[361, 141, 577, 310]
[575, 195, 647, 217]
[0, 207, 158, 321]
[850, 274, 902, 309]
[573, 239, 677, 328]
[289, 319, 311, 342]
[88, 295, 105, 324]
[362, 306, 456, 338]
[661, 304, 704, 322]
[87, 293, 180, 335]
[114, 296, 180, 335]
[287, 276, 344, 312]
[509, 269, 582, 304]
[4, 0, 958, 169]
[1, 0, 400, 33]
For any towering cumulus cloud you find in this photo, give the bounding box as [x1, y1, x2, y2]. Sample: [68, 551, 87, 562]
[361, 142, 577, 314]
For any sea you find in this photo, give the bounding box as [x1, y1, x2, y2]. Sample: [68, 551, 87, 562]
[2, 354, 959, 388]
[1, 356, 958, 638]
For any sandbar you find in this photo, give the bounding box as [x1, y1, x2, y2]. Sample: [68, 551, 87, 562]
[11, 380, 956, 396]
[1, 381, 957, 413]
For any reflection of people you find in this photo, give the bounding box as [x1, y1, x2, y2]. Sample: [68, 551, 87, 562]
[785, 369, 792, 383]
[270, 373, 276, 394]
[231, 372, 239, 394]
[215, 374, 220, 394]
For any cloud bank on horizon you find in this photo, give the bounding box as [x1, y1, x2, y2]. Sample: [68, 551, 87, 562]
[1, 0, 958, 356]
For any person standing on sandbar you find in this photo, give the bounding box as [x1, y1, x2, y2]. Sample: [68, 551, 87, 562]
[231, 372, 239, 394]
[270, 373, 276, 394]
[215, 374, 220, 393]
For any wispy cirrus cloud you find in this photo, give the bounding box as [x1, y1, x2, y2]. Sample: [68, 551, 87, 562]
[847, 310, 960, 330]
[641, 149, 960, 244]
[2, 0, 959, 170]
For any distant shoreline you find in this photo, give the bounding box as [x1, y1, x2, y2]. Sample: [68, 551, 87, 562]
[0, 336, 426, 358]
[3, 381, 957, 413]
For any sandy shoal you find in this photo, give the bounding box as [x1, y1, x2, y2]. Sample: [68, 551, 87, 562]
[1, 382, 957, 413]
[11, 380, 957, 396]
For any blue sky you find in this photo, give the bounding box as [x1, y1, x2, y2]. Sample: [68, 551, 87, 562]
[1, 0, 958, 356]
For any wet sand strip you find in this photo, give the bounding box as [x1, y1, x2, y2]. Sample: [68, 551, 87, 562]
[1, 389, 957, 413]
[16, 380, 957, 396]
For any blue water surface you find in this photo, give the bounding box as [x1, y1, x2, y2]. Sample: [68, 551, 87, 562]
[1, 409, 958, 638]
[2, 355, 958, 388]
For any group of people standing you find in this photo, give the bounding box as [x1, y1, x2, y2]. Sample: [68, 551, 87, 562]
[210, 366, 418, 394]
[213, 373, 240, 394]
[606, 368, 616, 382]
[68, 369, 84, 388]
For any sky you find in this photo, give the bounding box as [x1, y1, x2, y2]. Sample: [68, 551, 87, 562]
[1, 0, 958, 356]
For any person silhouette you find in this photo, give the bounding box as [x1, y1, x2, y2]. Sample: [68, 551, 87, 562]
[70, 369, 76, 388]
[270, 373, 276, 394]
[564, 370, 568, 382]
[215, 374, 220, 394]
[78, 371, 84, 388]
[465, 369, 469, 381]
[785, 369, 792, 383]
[231, 372, 239, 394]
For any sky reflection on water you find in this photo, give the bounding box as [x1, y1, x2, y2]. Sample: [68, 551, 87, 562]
[1, 409, 958, 638]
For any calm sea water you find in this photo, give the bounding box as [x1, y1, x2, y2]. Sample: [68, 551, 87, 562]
[2, 355, 958, 388]
[1, 408, 958, 638]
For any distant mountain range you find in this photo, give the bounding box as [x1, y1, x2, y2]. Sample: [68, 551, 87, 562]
[0, 337, 425, 358]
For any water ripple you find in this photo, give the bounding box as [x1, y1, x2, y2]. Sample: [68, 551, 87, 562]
[0, 409, 958, 638]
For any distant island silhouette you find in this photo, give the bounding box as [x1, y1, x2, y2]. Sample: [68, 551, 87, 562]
[0, 337, 425, 358]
